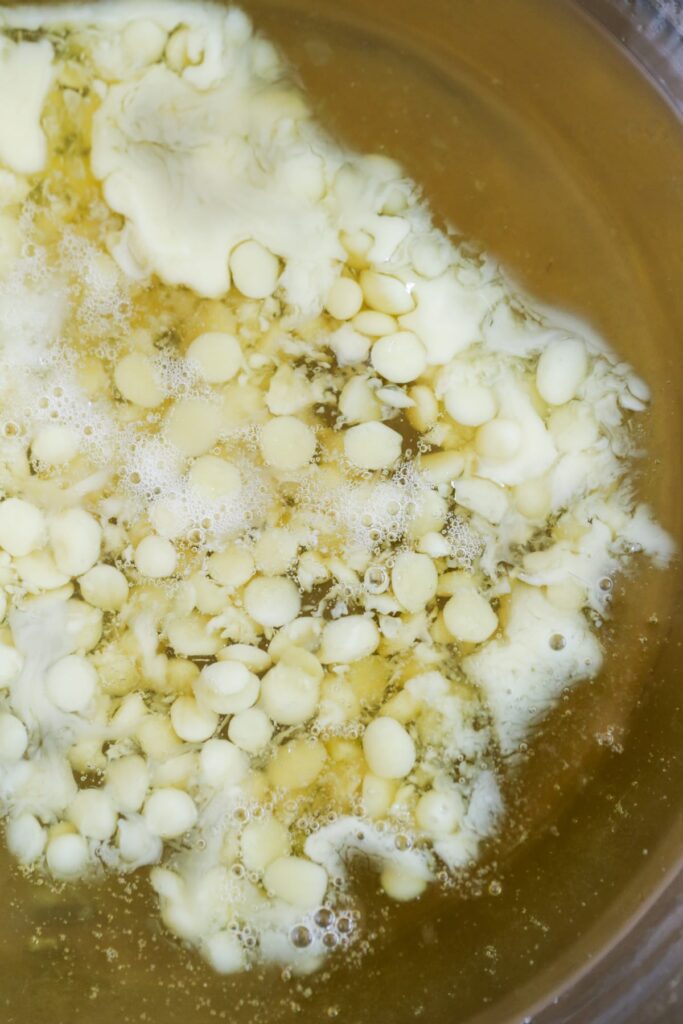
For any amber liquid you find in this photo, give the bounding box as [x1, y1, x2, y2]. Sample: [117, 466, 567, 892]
[2, 2, 683, 1022]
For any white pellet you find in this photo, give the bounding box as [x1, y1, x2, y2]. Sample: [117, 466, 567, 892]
[344, 421, 402, 470]
[475, 417, 523, 461]
[49, 508, 102, 577]
[536, 337, 588, 406]
[45, 654, 97, 713]
[144, 788, 198, 839]
[260, 662, 319, 726]
[443, 584, 498, 643]
[204, 931, 245, 974]
[263, 855, 328, 909]
[134, 534, 177, 578]
[381, 863, 427, 901]
[171, 695, 219, 742]
[6, 813, 46, 863]
[444, 383, 496, 426]
[415, 789, 463, 835]
[117, 817, 162, 865]
[240, 816, 289, 873]
[320, 615, 380, 664]
[199, 738, 249, 788]
[371, 331, 426, 384]
[188, 455, 241, 499]
[0, 499, 46, 557]
[360, 270, 414, 315]
[106, 755, 149, 813]
[79, 564, 129, 611]
[353, 311, 397, 337]
[230, 239, 280, 299]
[165, 399, 222, 457]
[244, 575, 301, 628]
[339, 376, 381, 423]
[324, 277, 363, 320]
[31, 424, 80, 466]
[329, 325, 371, 366]
[260, 416, 316, 471]
[114, 352, 164, 408]
[0, 643, 23, 685]
[228, 707, 274, 753]
[46, 832, 89, 879]
[391, 551, 438, 613]
[68, 789, 117, 840]
[196, 660, 260, 714]
[0, 712, 28, 760]
[363, 717, 416, 779]
[186, 331, 242, 384]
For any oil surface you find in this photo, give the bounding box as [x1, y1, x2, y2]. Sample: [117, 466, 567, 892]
[1, 1, 682, 1022]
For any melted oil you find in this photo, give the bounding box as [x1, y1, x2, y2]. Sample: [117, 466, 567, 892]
[1, 1, 682, 1022]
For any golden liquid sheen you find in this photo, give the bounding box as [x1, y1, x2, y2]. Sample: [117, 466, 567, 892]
[1, 2, 682, 1022]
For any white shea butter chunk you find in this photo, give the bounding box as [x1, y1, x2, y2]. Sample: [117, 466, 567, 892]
[230, 240, 280, 299]
[263, 856, 328, 909]
[244, 576, 301, 628]
[49, 509, 102, 577]
[32, 425, 80, 467]
[391, 551, 438, 613]
[0, 644, 23, 685]
[144, 788, 198, 839]
[199, 738, 249, 787]
[363, 717, 416, 779]
[325, 277, 363, 320]
[344, 421, 402, 470]
[186, 331, 242, 383]
[228, 707, 273, 753]
[45, 654, 97, 713]
[90, 65, 343, 309]
[114, 352, 164, 407]
[79, 564, 129, 611]
[241, 817, 289, 872]
[371, 331, 426, 384]
[0, 38, 54, 174]
[463, 586, 603, 754]
[415, 790, 464, 836]
[445, 383, 496, 426]
[320, 616, 380, 664]
[171, 695, 218, 742]
[443, 582, 498, 644]
[381, 864, 427, 902]
[536, 337, 588, 405]
[46, 833, 89, 879]
[260, 416, 316, 471]
[260, 661, 320, 725]
[0, 713, 28, 761]
[7, 814, 46, 864]
[196, 661, 260, 715]
[68, 789, 117, 840]
[134, 535, 177, 578]
[189, 456, 241, 500]
[0, 499, 46, 557]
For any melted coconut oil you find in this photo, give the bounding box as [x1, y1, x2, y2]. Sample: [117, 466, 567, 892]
[0, 0, 679, 1019]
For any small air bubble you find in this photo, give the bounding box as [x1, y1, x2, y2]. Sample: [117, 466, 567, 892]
[290, 925, 312, 948]
[363, 565, 388, 595]
[314, 908, 334, 929]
